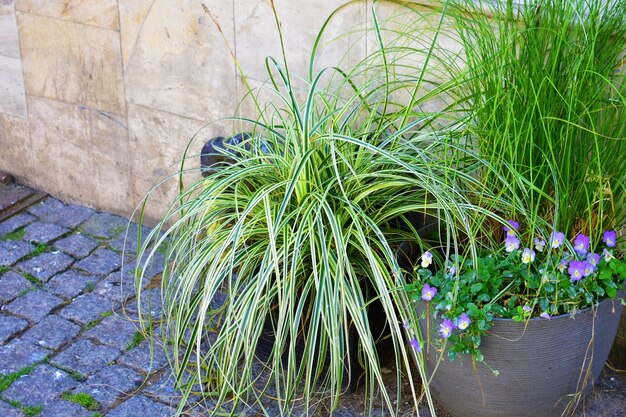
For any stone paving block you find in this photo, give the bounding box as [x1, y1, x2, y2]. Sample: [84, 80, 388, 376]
[124, 287, 164, 319]
[128, 252, 167, 279]
[0, 315, 28, 344]
[27, 197, 65, 218]
[81, 213, 128, 239]
[85, 314, 139, 351]
[74, 248, 124, 276]
[2, 364, 78, 407]
[0, 272, 34, 304]
[22, 221, 69, 244]
[0, 213, 36, 237]
[4, 289, 65, 323]
[52, 339, 120, 377]
[59, 294, 117, 326]
[74, 365, 143, 409]
[116, 340, 168, 374]
[0, 401, 24, 417]
[109, 223, 156, 254]
[0, 241, 35, 267]
[95, 269, 148, 303]
[53, 233, 99, 259]
[33, 204, 95, 228]
[0, 339, 48, 375]
[22, 315, 81, 350]
[145, 371, 201, 408]
[17, 251, 74, 282]
[105, 395, 174, 417]
[40, 401, 92, 417]
[46, 270, 100, 300]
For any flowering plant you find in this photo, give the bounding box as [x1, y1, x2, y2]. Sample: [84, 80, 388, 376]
[407, 221, 626, 362]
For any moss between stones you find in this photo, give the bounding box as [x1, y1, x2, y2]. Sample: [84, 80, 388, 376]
[62, 392, 100, 411]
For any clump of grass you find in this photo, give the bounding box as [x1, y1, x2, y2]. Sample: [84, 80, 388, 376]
[21, 243, 49, 261]
[1, 228, 26, 241]
[100, 311, 113, 319]
[91, 413, 103, 417]
[0, 266, 10, 274]
[6, 400, 43, 417]
[126, 332, 144, 351]
[22, 405, 42, 417]
[84, 282, 96, 293]
[62, 392, 100, 411]
[0, 362, 39, 392]
[22, 273, 40, 285]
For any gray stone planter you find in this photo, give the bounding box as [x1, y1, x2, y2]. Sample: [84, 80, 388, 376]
[417, 291, 624, 417]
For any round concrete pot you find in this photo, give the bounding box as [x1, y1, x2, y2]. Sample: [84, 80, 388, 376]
[417, 292, 624, 417]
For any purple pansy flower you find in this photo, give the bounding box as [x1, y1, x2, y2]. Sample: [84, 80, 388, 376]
[504, 235, 520, 252]
[583, 261, 594, 277]
[540, 312, 551, 320]
[557, 259, 568, 273]
[534, 238, 546, 252]
[550, 231, 565, 249]
[421, 283, 438, 301]
[603, 248, 615, 262]
[439, 318, 456, 338]
[568, 260, 586, 281]
[603, 230, 616, 248]
[522, 305, 532, 313]
[504, 220, 520, 237]
[521, 248, 536, 264]
[573, 234, 590, 256]
[587, 253, 600, 268]
[421, 251, 433, 268]
[457, 313, 471, 330]
[409, 338, 422, 353]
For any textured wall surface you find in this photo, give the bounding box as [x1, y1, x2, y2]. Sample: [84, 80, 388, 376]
[0, 0, 374, 222]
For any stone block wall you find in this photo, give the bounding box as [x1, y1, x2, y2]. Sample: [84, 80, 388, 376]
[0, 0, 374, 222]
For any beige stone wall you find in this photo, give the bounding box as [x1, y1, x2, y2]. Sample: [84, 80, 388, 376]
[0, 0, 385, 223]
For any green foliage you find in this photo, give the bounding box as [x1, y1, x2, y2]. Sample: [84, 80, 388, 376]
[131, 2, 511, 415]
[450, 0, 626, 241]
[62, 392, 100, 411]
[409, 225, 626, 362]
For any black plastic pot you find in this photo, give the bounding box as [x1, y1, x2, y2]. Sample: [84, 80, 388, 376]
[417, 290, 625, 417]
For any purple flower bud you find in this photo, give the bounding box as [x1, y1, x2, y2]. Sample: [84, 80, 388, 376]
[409, 338, 422, 352]
[540, 312, 551, 320]
[449, 266, 457, 276]
[603, 230, 616, 248]
[457, 313, 471, 330]
[504, 220, 520, 236]
[573, 234, 590, 256]
[522, 305, 532, 313]
[568, 260, 586, 281]
[402, 319, 410, 331]
[550, 231, 565, 249]
[421, 283, 438, 301]
[439, 318, 456, 339]
[504, 236, 520, 252]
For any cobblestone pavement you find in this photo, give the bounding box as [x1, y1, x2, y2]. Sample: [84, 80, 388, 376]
[0, 197, 625, 417]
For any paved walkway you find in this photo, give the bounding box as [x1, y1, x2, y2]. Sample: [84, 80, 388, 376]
[0, 196, 624, 416]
